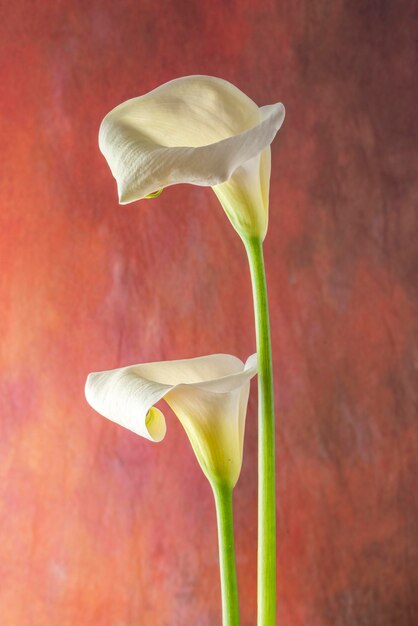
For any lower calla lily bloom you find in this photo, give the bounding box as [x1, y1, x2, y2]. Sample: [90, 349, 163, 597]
[99, 75, 285, 239]
[85, 353, 257, 487]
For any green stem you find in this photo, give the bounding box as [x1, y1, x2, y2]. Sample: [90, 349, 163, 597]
[212, 482, 240, 626]
[243, 236, 276, 626]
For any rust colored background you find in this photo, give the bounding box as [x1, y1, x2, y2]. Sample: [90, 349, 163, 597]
[1, 2, 417, 625]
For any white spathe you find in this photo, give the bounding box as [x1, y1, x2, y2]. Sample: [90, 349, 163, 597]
[99, 75, 285, 239]
[85, 353, 257, 487]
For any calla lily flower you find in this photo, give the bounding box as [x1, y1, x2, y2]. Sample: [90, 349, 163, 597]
[99, 75, 285, 239]
[85, 353, 257, 487]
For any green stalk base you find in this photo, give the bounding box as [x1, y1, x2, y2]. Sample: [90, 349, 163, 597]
[243, 236, 276, 626]
[212, 482, 240, 626]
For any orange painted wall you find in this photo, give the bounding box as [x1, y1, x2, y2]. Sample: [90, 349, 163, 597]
[1, 2, 417, 625]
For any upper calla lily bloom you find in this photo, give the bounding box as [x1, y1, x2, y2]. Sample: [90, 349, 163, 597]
[85, 353, 257, 487]
[99, 75, 285, 239]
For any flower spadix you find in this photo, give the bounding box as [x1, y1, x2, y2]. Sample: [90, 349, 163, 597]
[99, 75, 285, 239]
[85, 354, 257, 487]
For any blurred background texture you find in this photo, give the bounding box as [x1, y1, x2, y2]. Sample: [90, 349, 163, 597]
[1, 1, 417, 625]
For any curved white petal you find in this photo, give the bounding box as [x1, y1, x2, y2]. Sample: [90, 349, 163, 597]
[85, 367, 171, 442]
[213, 105, 278, 238]
[85, 353, 257, 486]
[99, 75, 285, 238]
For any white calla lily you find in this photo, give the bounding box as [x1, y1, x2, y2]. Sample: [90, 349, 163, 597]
[85, 353, 257, 487]
[99, 75, 285, 239]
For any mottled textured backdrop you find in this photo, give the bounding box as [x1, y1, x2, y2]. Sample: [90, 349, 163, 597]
[1, 1, 417, 625]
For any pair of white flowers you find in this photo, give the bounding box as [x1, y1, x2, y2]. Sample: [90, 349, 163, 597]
[85, 75, 285, 488]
